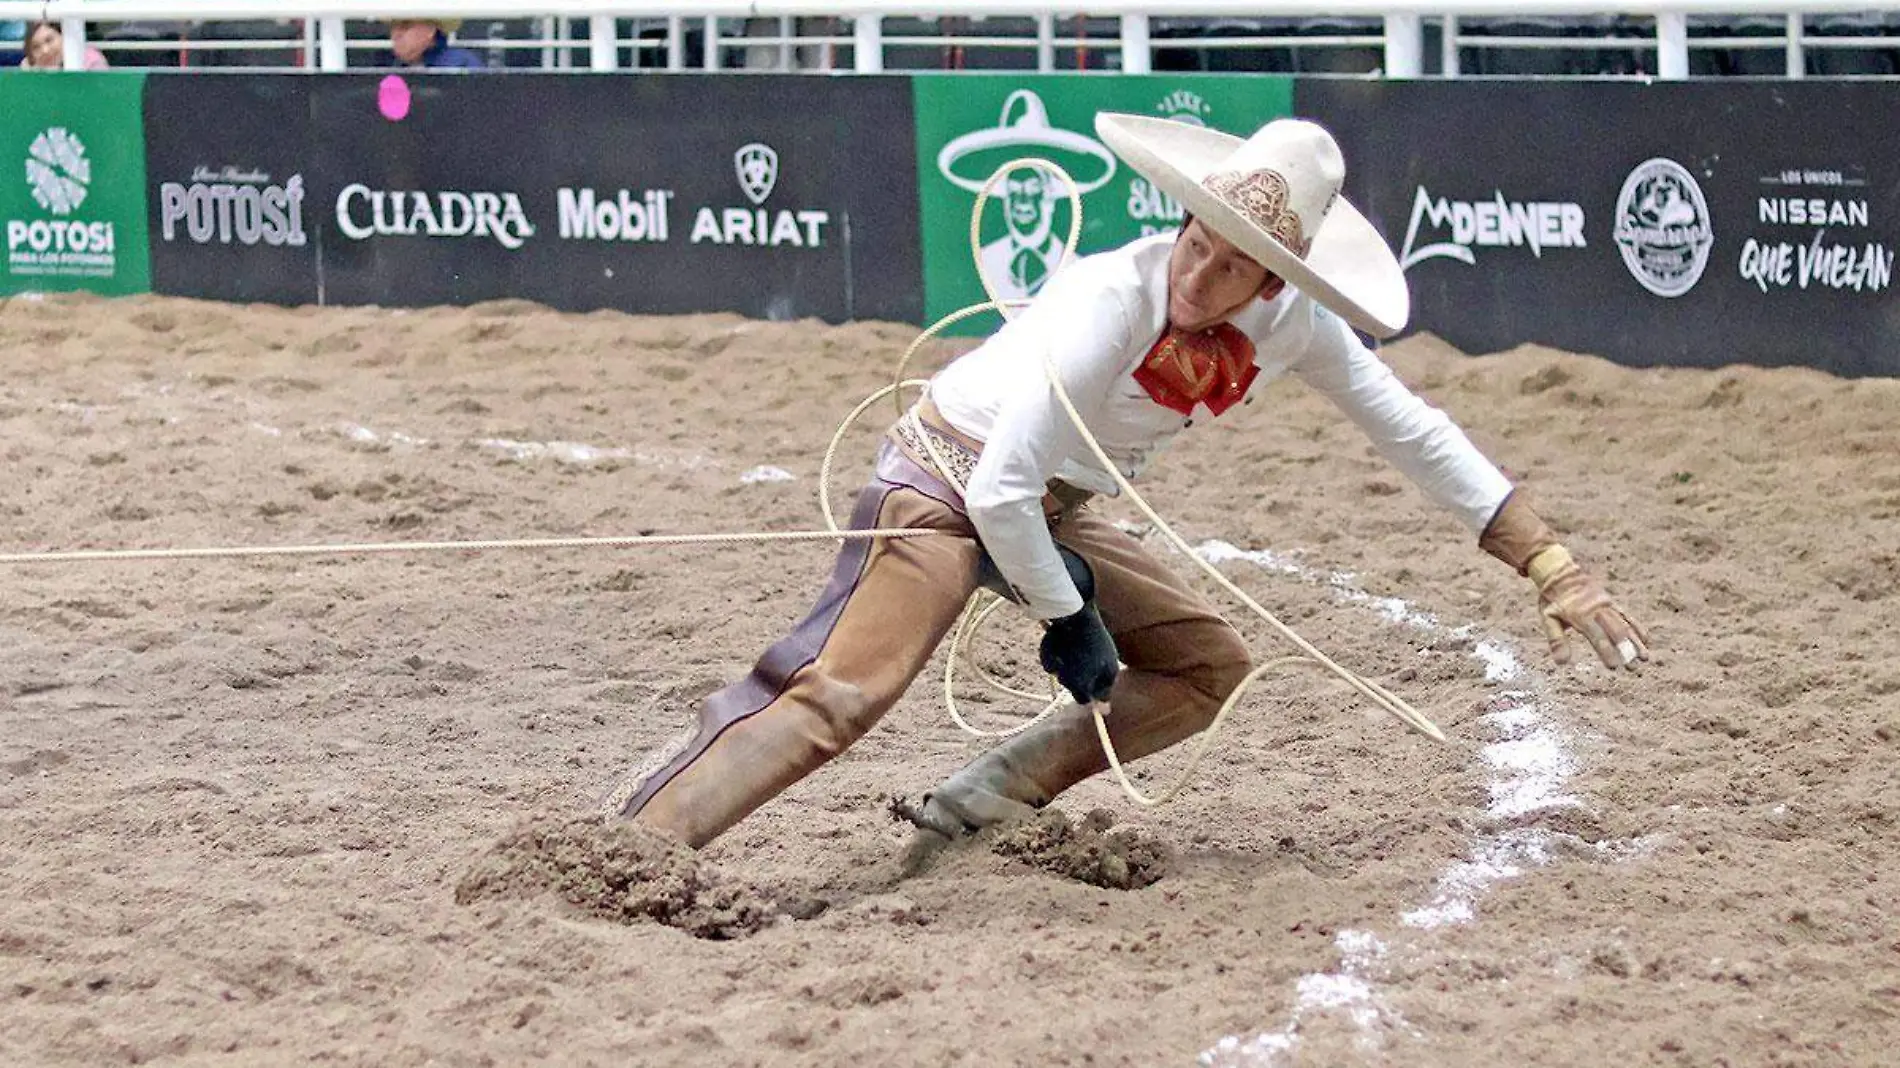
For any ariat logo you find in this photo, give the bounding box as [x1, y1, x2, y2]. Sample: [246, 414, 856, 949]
[734, 143, 778, 206]
[688, 141, 829, 248]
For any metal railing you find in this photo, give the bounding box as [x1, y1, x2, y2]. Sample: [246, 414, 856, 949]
[2, 2, 1897, 78]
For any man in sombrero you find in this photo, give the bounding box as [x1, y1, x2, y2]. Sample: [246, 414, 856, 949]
[613, 115, 1649, 847]
[386, 17, 485, 70]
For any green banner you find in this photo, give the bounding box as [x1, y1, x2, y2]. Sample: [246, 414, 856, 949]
[913, 74, 1294, 332]
[0, 72, 150, 296]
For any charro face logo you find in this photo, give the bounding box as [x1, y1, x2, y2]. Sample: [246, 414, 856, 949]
[26, 127, 91, 216]
[1613, 158, 1713, 298]
[734, 143, 778, 206]
[938, 90, 1118, 299]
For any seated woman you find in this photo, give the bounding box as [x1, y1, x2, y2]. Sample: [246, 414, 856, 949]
[18, 21, 111, 70]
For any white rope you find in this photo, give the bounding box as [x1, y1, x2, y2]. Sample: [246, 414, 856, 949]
[0, 528, 942, 566]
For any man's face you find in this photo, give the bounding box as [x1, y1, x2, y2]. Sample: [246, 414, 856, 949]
[26, 24, 62, 68]
[1167, 219, 1283, 332]
[1003, 170, 1054, 243]
[1005, 172, 1047, 226]
[390, 20, 439, 63]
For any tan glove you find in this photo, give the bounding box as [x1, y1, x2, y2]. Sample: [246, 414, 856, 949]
[1527, 545, 1650, 669]
[1480, 491, 1650, 670]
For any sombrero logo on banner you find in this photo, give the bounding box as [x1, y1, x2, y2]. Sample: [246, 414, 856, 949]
[1613, 157, 1714, 298]
[938, 89, 1118, 301]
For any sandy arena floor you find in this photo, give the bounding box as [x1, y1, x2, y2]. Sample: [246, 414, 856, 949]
[0, 293, 1896, 1066]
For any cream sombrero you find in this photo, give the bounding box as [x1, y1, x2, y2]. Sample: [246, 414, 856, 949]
[386, 17, 463, 32]
[1094, 113, 1409, 338]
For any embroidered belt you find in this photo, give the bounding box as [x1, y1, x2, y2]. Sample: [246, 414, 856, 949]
[891, 408, 1093, 514]
[894, 413, 979, 493]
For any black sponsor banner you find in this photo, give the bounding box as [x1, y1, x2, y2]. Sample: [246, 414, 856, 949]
[143, 75, 318, 305]
[307, 74, 919, 324]
[1298, 81, 1900, 377]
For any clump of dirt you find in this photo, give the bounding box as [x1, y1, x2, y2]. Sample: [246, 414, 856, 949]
[989, 808, 1169, 890]
[455, 815, 778, 939]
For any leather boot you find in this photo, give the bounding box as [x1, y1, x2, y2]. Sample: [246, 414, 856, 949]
[908, 674, 1241, 838]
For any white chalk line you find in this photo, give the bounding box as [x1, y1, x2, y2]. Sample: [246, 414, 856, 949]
[24, 388, 809, 482]
[1184, 538, 1646, 1066]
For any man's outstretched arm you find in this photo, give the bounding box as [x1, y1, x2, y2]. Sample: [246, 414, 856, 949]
[1294, 309, 1649, 670]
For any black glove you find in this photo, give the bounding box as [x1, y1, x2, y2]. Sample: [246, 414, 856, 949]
[1039, 604, 1119, 705]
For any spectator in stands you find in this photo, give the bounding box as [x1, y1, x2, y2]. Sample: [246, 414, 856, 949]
[18, 21, 111, 70]
[387, 18, 484, 70]
[1, 19, 25, 65]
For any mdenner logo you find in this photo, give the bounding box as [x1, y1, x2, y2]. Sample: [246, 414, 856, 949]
[1399, 187, 1586, 270]
[334, 184, 535, 250]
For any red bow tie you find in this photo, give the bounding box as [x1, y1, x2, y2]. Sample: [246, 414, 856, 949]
[1132, 323, 1259, 417]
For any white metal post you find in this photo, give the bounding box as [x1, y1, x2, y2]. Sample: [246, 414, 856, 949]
[1384, 14, 1424, 77]
[853, 14, 883, 73]
[1036, 13, 1055, 71]
[704, 16, 719, 70]
[1785, 13, 1805, 78]
[60, 17, 86, 70]
[319, 16, 346, 71]
[1120, 13, 1152, 73]
[778, 14, 793, 70]
[1442, 15, 1460, 77]
[1656, 12, 1688, 79]
[667, 16, 686, 71]
[589, 15, 617, 70]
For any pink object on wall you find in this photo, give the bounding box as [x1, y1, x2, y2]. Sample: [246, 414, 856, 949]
[378, 75, 412, 122]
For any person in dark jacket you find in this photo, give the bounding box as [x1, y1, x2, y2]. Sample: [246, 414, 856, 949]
[387, 18, 484, 70]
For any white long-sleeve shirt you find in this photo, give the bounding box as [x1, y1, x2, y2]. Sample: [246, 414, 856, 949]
[929, 233, 1513, 620]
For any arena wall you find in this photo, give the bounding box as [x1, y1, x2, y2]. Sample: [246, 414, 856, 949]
[2, 71, 1894, 374]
